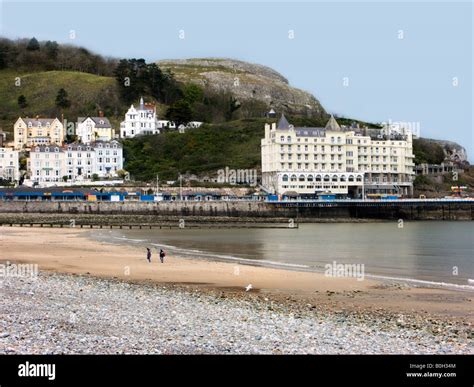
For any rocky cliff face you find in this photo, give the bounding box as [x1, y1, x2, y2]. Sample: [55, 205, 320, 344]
[157, 58, 326, 118]
[426, 139, 469, 164]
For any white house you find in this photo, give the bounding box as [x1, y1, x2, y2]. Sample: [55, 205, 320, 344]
[120, 97, 160, 138]
[77, 114, 114, 144]
[93, 140, 123, 178]
[0, 147, 20, 182]
[64, 143, 96, 182]
[28, 145, 65, 183]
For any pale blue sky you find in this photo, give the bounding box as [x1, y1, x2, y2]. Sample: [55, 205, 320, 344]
[1, 1, 472, 160]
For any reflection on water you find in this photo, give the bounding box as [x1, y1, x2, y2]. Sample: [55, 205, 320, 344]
[93, 221, 474, 287]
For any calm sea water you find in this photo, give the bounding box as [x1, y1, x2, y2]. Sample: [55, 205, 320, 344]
[91, 221, 474, 290]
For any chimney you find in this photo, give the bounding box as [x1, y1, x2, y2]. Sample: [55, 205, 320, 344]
[98, 110, 104, 117]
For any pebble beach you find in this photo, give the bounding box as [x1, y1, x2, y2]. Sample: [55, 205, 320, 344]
[1, 272, 472, 354]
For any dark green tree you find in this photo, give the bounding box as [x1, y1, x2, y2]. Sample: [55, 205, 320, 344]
[225, 96, 241, 121]
[183, 84, 204, 104]
[44, 40, 59, 59]
[165, 100, 193, 126]
[17, 95, 27, 109]
[26, 37, 40, 51]
[55, 88, 71, 109]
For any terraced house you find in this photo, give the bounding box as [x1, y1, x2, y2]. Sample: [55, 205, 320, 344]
[28, 140, 123, 184]
[13, 117, 65, 150]
[261, 114, 415, 198]
[0, 147, 20, 182]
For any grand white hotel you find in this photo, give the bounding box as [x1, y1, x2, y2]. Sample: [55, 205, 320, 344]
[261, 114, 415, 198]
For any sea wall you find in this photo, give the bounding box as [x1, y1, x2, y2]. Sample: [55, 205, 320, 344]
[0, 200, 472, 223]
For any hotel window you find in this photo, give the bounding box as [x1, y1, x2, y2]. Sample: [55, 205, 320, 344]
[331, 137, 335, 143]
[287, 136, 291, 142]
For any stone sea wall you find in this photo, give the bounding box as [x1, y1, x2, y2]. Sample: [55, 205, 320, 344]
[0, 200, 472, 223]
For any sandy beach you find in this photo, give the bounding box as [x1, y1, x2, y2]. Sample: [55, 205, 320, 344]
[0, 226, 473, 354]
[0, 226, 473, 319]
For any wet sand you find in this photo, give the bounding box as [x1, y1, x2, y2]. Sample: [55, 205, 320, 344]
[0, 226, 473, 323]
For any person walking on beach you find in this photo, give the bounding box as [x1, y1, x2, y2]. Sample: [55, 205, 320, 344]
[146, 247, 152, 263]
[159, 249, 166, 263]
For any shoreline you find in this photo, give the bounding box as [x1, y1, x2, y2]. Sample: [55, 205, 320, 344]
[97, 229, 474, 293]
[1, 226, 473, 322]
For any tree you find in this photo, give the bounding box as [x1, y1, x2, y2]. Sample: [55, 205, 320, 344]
[183, 84, 204, 104]
[165, 100, 193, 126]
[55, 88, 71, 109]
[17, 95, 27, 109]
[26, 37, 40, 51]
[225, 96, 241, 121]
[44, 40, 59, 59]
[0, 42, 9, 69]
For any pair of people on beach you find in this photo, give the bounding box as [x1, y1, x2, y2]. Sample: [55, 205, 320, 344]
[146, 247, 166, 263]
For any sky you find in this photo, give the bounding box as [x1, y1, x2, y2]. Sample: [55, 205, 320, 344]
[0, 0, 472, 161]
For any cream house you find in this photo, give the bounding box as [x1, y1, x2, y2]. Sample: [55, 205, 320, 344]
[14, 117, 64, 150]
[77, 115, 114, 144]
[261, 114, 415, 197]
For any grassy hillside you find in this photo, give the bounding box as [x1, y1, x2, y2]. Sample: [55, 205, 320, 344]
[0, 70, 122, 137]
[122, 119, 267, 181]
